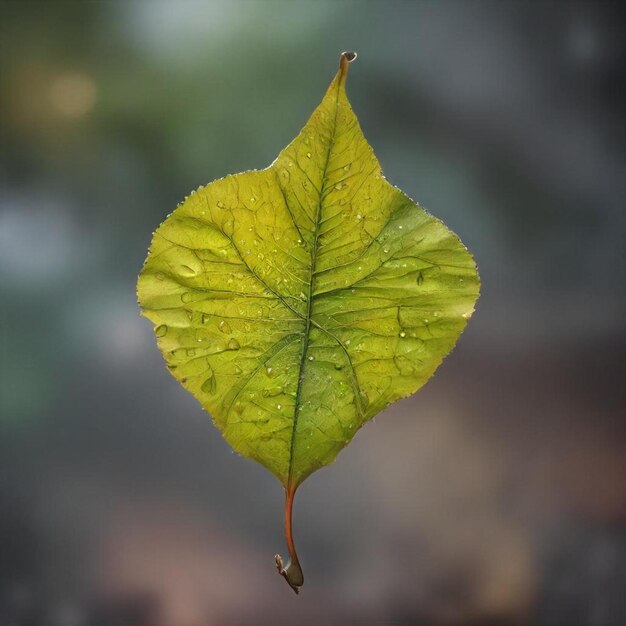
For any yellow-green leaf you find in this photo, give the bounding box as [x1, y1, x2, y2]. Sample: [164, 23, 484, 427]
[137, 52, 479, 593]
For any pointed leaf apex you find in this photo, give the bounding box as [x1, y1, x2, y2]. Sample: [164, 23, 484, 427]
[339, 51, 357, 82]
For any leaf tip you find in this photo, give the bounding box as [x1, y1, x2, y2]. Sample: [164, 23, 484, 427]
[339, 51, 357, 82]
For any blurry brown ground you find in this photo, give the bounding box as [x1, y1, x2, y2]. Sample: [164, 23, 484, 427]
[1, 2, 624, 625]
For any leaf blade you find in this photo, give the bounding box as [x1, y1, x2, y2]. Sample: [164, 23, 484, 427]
[137, 54, 479, 490]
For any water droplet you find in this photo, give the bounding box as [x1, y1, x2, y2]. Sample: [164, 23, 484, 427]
[179, 264, 197, 277]
[266, 366, 273, 375]
[399, 331, 406, 338]
[359, 391, 369, 409]
[383, 248, 390, 254]
[201, 373, 216, 394]
[416, 272, 424, 286]
[335, 182, 345, 190]
[343, 164, 351, 171]
[276, 404, 282, 410]
[262, 386, 283, 398]
[250, 196, 256, 203]
[334, 362, 343, 370]
[155, 324, 168, 337]
[306, 152, 311, 158]
[217, 201, 225, 208]
[181, 292, 195, 303]
[308, 355, 314, 361]
[218, 320, 232, 334]
[398, 225, 403, 230]
[345, 339, 351, 346]
[155, 272, 165, 281]
[227, 338, 240, 350]
[234, 401, 243, 413]
[186, 348, 196, 357]
[234, 365, 243, 375]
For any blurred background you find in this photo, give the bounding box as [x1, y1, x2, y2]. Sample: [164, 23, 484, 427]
[1, 1, 624, 625]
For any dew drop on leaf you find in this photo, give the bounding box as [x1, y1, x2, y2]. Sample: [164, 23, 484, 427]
[201, 373, 216, 395]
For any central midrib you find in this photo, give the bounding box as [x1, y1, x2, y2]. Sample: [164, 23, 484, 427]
[286, 85, 342, 488]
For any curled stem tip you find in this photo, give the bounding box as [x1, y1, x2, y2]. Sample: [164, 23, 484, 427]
[274, 486, 303, 594]
[339, 51, 357, 83]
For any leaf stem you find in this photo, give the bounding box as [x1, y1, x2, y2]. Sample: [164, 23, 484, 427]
[274, 485, 304, 594]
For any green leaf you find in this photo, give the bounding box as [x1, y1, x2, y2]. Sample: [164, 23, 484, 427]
[137, 52, 479, 592]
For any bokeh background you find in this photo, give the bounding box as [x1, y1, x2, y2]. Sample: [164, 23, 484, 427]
[1, 1, 625, 625]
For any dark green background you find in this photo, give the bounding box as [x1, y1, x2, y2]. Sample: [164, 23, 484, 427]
[1, 1, 624, 625]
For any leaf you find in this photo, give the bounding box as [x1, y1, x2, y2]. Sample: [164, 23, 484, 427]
[137, 52, 480, 593]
